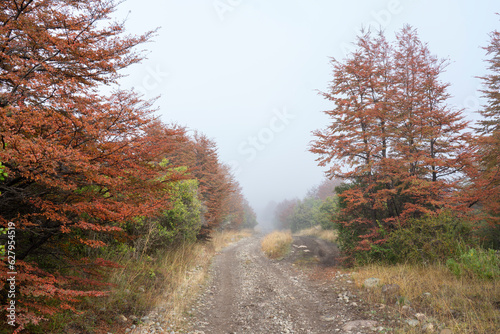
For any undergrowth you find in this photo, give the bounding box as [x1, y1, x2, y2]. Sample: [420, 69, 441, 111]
[26, 229, 253, 334]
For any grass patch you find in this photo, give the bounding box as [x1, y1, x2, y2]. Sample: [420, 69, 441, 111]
[30, 229, 253, 333]
[261, 230, 293, 259]
[294, 225, 338, 243]
[353, 263, 500, 333]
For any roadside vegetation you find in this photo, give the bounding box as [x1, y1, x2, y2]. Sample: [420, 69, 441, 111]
[21, 229, 253, 334]
[261, 231, 293, 260]
[294, 226, 338, 243]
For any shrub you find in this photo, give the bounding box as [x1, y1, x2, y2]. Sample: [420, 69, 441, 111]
[446, 246, 500, 280]
[376, 211, 476, 264]
[474, 221, 500, 250]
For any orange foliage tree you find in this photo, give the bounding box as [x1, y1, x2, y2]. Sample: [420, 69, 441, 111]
[468, 24, 500, 245]
[476, 26, 500, 219]
[189, 133, 240, 237]
[310, 26, 470, 253]
[0, 0, 185, 330]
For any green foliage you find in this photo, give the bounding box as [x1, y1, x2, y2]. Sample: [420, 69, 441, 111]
[124, 170, 203, 255]
[474, 221, 500, 250]
[0, 162, 7, 195]
[159, 178, 203, 243]
[289, 197, 322, 232]
[0, 162, 6, 180]
[374, 212, 475, 264]
[318, 196, 338, 230]
[446, 246, 500, 280]
[241, 205, 258, 229]
[0, 228, 5, 257]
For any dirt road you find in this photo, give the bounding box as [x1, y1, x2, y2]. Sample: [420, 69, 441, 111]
[186, 235, 390, 334]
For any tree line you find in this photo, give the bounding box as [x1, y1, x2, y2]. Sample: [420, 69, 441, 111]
[0, 1, 256, 330]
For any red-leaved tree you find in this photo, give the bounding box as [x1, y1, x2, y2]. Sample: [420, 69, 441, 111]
[310, 26, 470, 253]
[0, 1, 184, 330]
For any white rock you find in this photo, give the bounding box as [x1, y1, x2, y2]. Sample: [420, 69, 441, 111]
[363, 278, 381, 288]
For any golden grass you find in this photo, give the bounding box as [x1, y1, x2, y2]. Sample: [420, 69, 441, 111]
[353, 263, 500, 334]
[261, 230, 293, 259]
[294, 225, 338, 243]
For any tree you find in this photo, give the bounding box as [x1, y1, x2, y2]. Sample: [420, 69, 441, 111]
[241, 198, 258, 229]
[0, 1, 182, 329]
[274, 198, 298, 230]
[474, 24, 500, 223]
[188, 133, 235, 238]
[311, 26, 470, 254]
[306, 177, 343, 201]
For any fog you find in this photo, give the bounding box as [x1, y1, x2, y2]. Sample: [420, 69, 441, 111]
[114, 0, 499, 223]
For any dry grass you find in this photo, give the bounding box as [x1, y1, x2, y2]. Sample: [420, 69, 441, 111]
[353, 263, 500, 334]
[294, 225, 338, 243]
[261, 230, 293, 259]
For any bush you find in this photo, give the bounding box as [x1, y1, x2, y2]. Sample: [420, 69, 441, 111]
[383, 212, 475, 264]
[370, 211, 476, 264]
[318, 196, 338, 230]
[446, 246, 500, 280]
[474, 221, 500, 250]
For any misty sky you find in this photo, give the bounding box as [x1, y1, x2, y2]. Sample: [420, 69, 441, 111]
[113, 1, 499, 219]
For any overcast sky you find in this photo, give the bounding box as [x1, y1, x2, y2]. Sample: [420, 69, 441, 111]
[113, 0, 499, 220]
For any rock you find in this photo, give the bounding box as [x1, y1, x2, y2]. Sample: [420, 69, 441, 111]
[321, 315, 336, 321]
[415, 313, 427, 321]
[423, 322, 435, 332]
[117, 314, 128, 323]
[363, 278, 381, 288]
[343, 320, 378, 331]
[125, 329, 131, 333]
[406, 319, 419, 327]
[440, 329, 453, 334]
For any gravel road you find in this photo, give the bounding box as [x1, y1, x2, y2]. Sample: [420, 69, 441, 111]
[186, 235, 391, 334]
